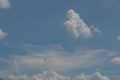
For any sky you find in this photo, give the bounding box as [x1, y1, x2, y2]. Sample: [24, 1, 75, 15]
[0, 0, 120, 80]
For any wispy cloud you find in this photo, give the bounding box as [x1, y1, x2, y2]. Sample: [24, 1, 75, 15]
[116, 36, 120, 41]
[0, 29, 7, 39]
[0, 44, 116, 73]
[0, 0, 10, 9]
[0, 44, 118, 79]
[64, 9, 101, 39]
[13, 49, 115, 72]
[91, 26, 101, 34]
[111, 57, 120, 64]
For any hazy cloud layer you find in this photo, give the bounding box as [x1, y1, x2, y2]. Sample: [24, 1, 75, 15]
[12, 49, 115, 72]
[64, 9, 101, 38]
[0, 44, 118, 79]
[0, 0, 10, 8]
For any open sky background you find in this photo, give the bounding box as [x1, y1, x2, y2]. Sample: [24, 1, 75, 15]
[0, 0, 120, 80]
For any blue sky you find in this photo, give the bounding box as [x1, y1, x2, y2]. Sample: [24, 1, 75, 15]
[0, 0, 120, 80]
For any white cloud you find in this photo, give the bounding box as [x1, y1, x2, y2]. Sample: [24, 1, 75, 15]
[64, 9, 92, 38]
[0, 44, 116, 75]
[0, 44, 117, 79]
[0, 45, 117, 80]
[64, 9, 101, 38]
[91, 26, 101, 34]
[0, 29, 7, 39]
[6, 71, 110, 80]
[10, 48, 115, 73]
[0, 0, 10, 8]
[75, 72, 110, 80]
[4, 71, 68, 80]
[111, 57, 120, 64]
[117, 36, 120, 41]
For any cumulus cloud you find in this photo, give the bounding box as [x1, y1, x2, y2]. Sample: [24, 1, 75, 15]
[0, 0, 10, 8]
[6, 71, 110, 80]
[75, 72, 110, 80]
[111, 57, 120, 64]
[5, 71, 68, 80]
[0, 29, 7, 39]
[64, 9, 92, 38]
[64, 9, 101, 38]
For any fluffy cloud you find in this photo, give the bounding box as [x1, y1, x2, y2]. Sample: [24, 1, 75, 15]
[64, 9, 101, 38]
[4, 71, 67, 80]
[75, 72, 110, 80]
[64, 9, 92, 38]
[0, 0, 10, 8]
[6, 71, 110, 80]
[0, 29, 7, 39]
[111, 57, 120, 64]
